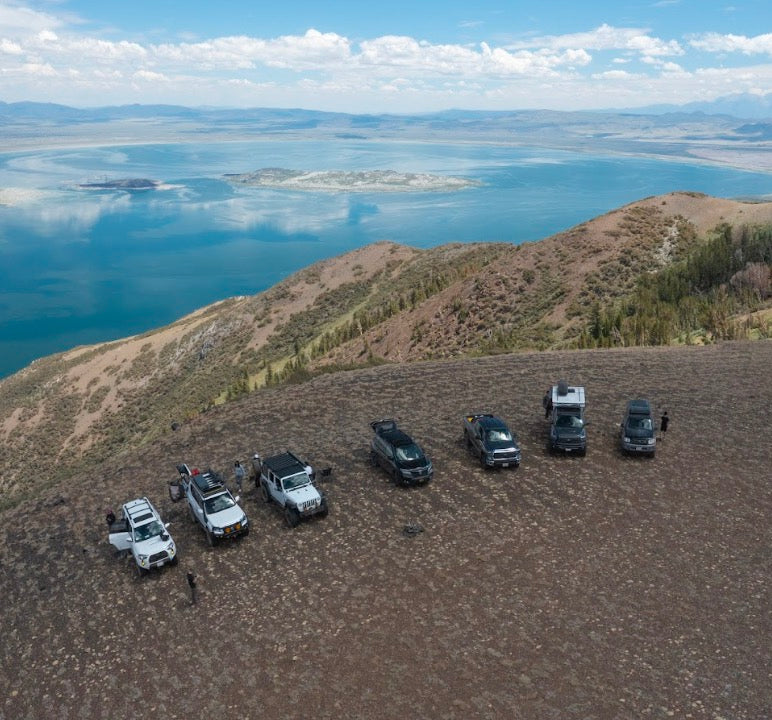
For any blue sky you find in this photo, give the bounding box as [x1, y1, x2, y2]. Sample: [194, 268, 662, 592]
[1, 0, 771, 112]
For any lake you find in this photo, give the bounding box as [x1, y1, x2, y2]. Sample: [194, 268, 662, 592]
[1, 139, 770, 378]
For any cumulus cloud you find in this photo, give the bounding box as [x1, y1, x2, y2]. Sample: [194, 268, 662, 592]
[0, 5, 769, 112]
[515, 24, 684, 59]
[689, 32, 772, 56]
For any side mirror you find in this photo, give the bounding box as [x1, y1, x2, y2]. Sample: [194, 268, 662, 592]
[164, 522, 171, 528]
[234, 495, 241, 503]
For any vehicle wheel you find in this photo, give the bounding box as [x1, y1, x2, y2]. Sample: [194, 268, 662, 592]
[285, 506, 300, 528]
[319, 499, 329, 518]
[135, 563, 148, 577]
[260, 482, 271, 503]
[579, 448, 587, 457]
[169, 554, 179, 566]
[188, 503, 196, 522]
[465, 433, 472, 448]
[392, 466, 402, 485]
[206, 529, 216, 547]
[369, 450, 378, 467]
[479, 450, 489, 469]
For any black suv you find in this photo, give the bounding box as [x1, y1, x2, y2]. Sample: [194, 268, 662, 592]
[620, 398, 656, 456]
[370, 419, 433, 486]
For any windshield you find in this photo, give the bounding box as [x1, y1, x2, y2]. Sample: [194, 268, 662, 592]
[134, 520, 164, 542]
[627, 416, 653, 430]
[555, 414, 584, 429]
[395, 443, 424, 462]
[487, 428, 513, 443]
[205, 494, 236, 514]
[282, 473, 311, 491]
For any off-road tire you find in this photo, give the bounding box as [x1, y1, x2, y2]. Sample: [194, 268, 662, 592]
[319, 498, 329, 518]
[260, 481, 271, 503]
[206, 529, 216, 547]
[285, 506, 300, 528]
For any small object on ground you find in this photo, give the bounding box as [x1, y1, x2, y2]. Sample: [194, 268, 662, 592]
[403, 523, 424, 536]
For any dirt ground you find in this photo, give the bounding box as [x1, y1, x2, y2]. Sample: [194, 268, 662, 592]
[1, 341, 770, 720]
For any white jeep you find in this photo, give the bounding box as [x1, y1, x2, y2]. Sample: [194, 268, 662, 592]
[108, 497, 177, 575]
[258, 451, 329, 527]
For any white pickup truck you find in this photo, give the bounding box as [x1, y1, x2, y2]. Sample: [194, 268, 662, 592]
[170, 464, 249, 546]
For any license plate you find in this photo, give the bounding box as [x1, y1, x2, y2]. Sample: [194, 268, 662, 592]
[157, 560, 165, 567]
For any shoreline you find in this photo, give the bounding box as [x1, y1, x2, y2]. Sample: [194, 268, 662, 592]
[0, 128, 770, 175]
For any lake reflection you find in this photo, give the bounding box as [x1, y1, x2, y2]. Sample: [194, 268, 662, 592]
[0, 140, 769, 377]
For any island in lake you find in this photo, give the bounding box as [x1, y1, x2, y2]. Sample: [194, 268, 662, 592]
[224, 168, 480, 192]
[78, 178, 160, 190]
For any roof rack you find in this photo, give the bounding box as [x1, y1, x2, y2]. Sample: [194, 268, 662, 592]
[262, 452, 307, 478]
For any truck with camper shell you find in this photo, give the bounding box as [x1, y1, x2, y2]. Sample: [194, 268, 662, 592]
[370, 419, 433, 486]
[258, 451, 329, 528]
[170, 464, 249, 546]
[545, 380, 587, 455]
[108, 497, 177, 575]
[463, 413, 522, 469]
[620, 398, 656, 456]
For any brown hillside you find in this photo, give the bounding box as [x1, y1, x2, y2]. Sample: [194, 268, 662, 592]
[0, 192, 770, 504]
[1, 341, 770, 719]
[325, 192, 772, 363]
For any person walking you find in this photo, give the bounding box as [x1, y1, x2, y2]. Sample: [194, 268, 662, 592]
[660, 411, 669, 440]
[234, 460, 245, 494]
[187, 570, 197, 605]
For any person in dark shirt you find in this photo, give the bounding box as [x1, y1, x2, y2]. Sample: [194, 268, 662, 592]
[660, 411, 669, 439]
[187, 570, 197, 605]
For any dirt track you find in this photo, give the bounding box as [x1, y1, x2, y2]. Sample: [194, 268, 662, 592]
[1, 341, 770, 719]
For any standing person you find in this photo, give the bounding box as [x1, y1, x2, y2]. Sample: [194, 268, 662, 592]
[543, 390, 553, 419]
[660, 411, 669, 440]
[105, 508, 116, 528]
[251, 453, 262, 485]
[234, 460, 245, 494]
[186, 570, 197, 606]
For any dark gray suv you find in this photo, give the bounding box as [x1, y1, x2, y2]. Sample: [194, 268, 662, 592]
[369, 419, 433, 486]
[620, 398, 657, 456]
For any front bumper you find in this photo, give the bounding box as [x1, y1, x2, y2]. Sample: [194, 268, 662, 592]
[622, 440, 656, 454]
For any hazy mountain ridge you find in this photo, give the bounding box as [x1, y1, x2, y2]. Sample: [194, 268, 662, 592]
[1, 192, 770, 507]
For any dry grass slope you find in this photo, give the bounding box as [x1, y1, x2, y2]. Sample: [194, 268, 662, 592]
[0, 341, 770, 719]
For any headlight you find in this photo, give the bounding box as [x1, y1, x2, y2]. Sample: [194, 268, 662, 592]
[138, 554, 148, 566]
[213, 527, 224, 535]
[168, 544, 176, 555]
[647, 438, 656, 445]
[623, 436, 631, 443]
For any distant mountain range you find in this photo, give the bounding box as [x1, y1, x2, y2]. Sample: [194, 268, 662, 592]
[1, 92, 771, 122]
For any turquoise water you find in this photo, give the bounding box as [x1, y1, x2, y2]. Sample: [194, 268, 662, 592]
[1, 139, 770, 378]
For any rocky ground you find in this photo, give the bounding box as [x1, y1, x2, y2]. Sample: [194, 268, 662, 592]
[1, 341, 770, 719]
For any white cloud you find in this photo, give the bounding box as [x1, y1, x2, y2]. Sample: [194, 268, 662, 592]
[516, 24, 684, 59]
[0, 6, 769, 113]
[0, 38, 23, 54]
[689, 32, 772, 56]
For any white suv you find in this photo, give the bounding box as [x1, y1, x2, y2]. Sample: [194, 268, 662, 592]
[108, 497, 177, 575]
